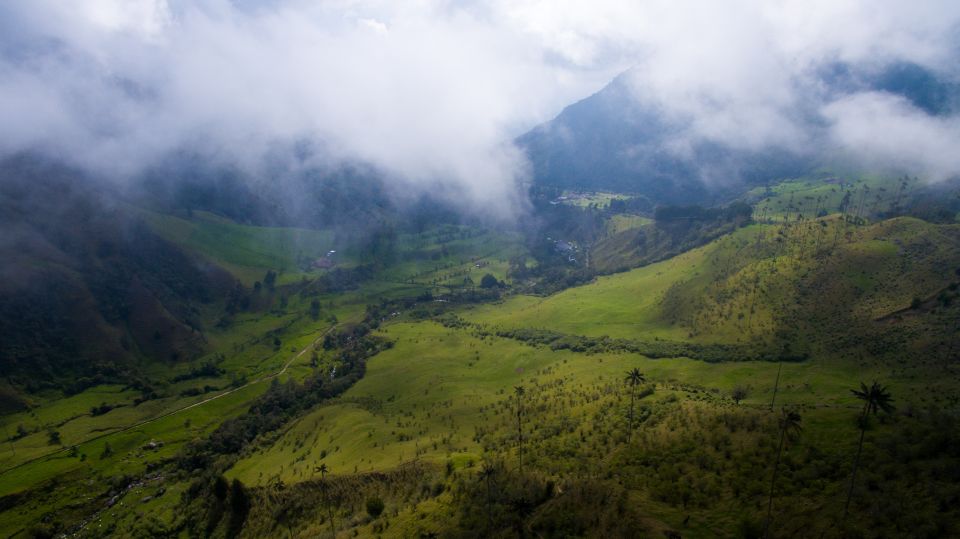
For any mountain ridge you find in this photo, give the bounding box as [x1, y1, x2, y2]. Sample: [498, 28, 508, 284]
[517, 61, 960, 203]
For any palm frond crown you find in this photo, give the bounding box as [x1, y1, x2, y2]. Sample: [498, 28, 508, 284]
[625, 368, 646, 387]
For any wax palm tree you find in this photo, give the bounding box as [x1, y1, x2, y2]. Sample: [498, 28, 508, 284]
[479, 462, 498, 529]
[624, 368, 646, 440]
[763, 408, 802, 538]
[514, 385, 525, 475]
[841, 381, 894, 528]
[314, 463, 335, 538]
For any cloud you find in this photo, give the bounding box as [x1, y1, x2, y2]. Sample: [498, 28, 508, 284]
[824, 92, 960, 180]
[0, 0, 607, 218]
[0, 0, 959, 218]
[495, 0, 960, 178]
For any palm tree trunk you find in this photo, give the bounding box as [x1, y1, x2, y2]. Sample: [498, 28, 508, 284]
[517, 402, 523, 475]
[763, 426, 788, 538]
[841, 425, 867, 529]
[770, 361, 783, 411]
[321, 479, 336, 539]
[486, 475, 493, 530]
[328, 503, 336, 539]
[628, 386, 636, 441]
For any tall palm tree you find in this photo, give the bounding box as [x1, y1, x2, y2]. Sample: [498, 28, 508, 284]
[763, 408, 802, 538]
[841, 381, 894, 528]
[624, 368, 646, 441]
[315, 463, 335, 538]
[479, 462, 498, 529]
[514, 385, 525, 475]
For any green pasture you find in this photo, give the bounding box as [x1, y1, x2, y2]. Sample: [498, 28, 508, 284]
[606, 214, 652, 235]
[559, 191, 627, 209]
[226, 319, 895, 489]
[0, 379, 272, 536]
[746, 174, 915, 222]
[140, 209, 340, 285]
[466, 215, 959, 351]
[464, 225, 759, 343]
[383, 228, 525, 288]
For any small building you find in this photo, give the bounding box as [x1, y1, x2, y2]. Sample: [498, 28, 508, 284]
[312, 249, 338, 270]
[312, 258, 335, 269]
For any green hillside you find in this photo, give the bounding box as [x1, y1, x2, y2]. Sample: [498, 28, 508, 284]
[475, 216, 960, 357]
[2, 176, 959, 538]
[140, 210, 340, 286]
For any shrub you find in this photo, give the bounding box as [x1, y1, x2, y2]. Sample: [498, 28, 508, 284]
[366, 497, 385, 518]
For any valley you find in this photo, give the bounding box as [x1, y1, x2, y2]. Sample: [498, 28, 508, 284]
[1, 170, 958, 538]
[3, 4, 960, 537]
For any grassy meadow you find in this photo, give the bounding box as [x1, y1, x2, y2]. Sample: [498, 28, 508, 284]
[559, 191, 628, 209]
[226, 319, 886, 488]
[140, 209, 342, 286]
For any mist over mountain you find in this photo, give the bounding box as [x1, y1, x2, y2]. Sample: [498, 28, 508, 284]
[517, 72, 806, 203]
[0, 152, 474, 400]
[519, 61, 960, 202]
[0, 157, 231, 399]
[2, 1, 960, 220]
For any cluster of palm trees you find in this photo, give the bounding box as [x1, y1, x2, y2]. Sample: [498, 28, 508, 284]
[511, 369, 648, 474]
[510, 371, 647, 478]
[504, 367, 894, 537]
[761, 380, 894, 537]
[618, 368, 895, 537]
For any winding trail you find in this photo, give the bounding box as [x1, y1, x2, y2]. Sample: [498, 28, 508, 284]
[0, 324, 337, 478]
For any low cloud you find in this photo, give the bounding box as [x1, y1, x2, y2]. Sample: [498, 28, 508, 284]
[824, 92, 960, 180]
[499, 0, 960, 180]
[0, 0, 959, 216]
[614, 0, 960, 178]
[0, 0, 602, 218]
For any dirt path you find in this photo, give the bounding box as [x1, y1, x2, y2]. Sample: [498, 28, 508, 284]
[0, 324, 337, 478]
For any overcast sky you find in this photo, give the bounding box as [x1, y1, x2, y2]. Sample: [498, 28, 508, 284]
[1, 0, 959, 212]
